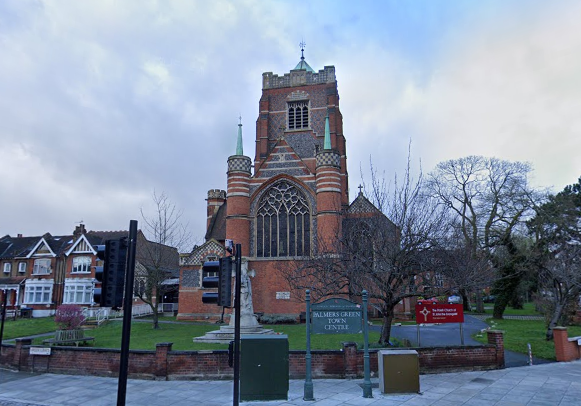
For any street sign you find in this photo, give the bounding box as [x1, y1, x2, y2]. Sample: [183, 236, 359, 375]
[311, 297, 362, 334]
[30, 347, 51, 356]
[415, 303, 464, 324]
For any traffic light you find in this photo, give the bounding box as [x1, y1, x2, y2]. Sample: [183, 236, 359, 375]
[93, 238, 128, 308]
[201, 258, 232, 307]
[218, 257, 233, 307]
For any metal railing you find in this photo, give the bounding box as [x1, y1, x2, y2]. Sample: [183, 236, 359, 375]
[131, 304, 153, 318]
[82, 307, 110, 326]
[82, 303, 177, 322]
[158, 303, 178, 313]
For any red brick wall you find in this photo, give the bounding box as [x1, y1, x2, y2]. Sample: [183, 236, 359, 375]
[2, 336, 504, 380]
[553, 327, 581, 362]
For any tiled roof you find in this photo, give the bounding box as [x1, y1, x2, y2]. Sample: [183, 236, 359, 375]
[87, 230, 129, 241]
[205, 203, 226, 242]
[0, 236, 46, 259]
[347, 192, 381, 214]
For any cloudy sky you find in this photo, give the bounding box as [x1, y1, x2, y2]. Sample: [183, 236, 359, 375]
[1, 0, 580, 247]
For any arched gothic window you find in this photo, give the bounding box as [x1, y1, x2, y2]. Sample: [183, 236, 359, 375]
[256, 181, 311, 257]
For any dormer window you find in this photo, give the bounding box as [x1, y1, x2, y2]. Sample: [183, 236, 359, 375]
[287, 101, 309, 130]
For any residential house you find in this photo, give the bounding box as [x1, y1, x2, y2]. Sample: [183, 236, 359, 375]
[0, 224, 179, 317]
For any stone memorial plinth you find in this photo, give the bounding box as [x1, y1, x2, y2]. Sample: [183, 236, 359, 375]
[194, 260, 275, 343]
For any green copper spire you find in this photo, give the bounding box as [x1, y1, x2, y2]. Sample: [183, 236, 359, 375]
[236, 116, 243, 155]
[324, 112, 332, 150]
[294, 40, 315, 73]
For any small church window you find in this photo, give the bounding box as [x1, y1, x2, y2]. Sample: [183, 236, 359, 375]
[287, 101, 309, 130]
[256, 181, 311, 257]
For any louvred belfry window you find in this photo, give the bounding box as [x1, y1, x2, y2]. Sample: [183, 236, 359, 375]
[287, 101, 309, 130]
[256, 181, 311, 257]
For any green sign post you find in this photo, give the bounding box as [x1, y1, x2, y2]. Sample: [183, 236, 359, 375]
[311, 297, 362, 334]
[304, 293, 372, 400]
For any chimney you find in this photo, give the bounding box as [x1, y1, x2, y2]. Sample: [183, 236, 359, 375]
[17, 234, 22, 238]
[73, 224, 86, 239]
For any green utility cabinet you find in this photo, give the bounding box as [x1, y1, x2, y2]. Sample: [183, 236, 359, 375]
[240, 335, 289, 401]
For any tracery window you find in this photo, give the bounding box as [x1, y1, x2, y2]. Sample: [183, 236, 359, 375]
[256, 181, 311, 257]
[287, 101, 309, 130]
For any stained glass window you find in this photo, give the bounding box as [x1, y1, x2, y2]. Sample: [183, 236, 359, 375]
[256, 181, 311, 257]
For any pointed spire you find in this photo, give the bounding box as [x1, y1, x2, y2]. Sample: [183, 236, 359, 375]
[236, 115, 243, 155]
[323, 112, 332, 150]
[294, 40, 315, 72]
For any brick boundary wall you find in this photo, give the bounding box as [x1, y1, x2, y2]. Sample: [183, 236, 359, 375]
[553, 327, 581, 362]
[1, 331, 504, 380]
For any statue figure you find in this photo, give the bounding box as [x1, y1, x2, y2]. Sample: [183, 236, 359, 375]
[229, 261, 259, 327]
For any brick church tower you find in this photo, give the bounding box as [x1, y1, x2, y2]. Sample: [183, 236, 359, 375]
[178, 49, 352, 319]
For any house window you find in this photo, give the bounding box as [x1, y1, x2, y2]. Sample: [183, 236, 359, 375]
[256, 181, 311, 257]
[3, 263, 11, 273]
[24, 283, 53, 304]
[64, 282, 93, 304]
[72, 256, 92, 273]
[33, 259, 51, 275]
[134, 278, 146, 298]
[18, 262, 26, 273]
[287, 101, 309, 130]
[434, 272, 444, 288]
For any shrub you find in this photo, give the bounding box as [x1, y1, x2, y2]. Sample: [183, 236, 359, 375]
[55, 304, 86, 330]
[258, 314, 298, 325]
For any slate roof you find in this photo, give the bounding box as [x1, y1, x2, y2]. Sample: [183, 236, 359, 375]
[0, 235, 48, 259]
[87, 230, 129, 242]
[205, 202, 227, 242]
[0, 229, 129, 260]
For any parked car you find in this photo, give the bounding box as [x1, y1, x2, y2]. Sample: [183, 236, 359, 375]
[483, 295, 496, 303]
[447, 295, 462, 304]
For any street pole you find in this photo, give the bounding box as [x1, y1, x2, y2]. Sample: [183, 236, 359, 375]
[0, 290, 7, 355]
[417, 324, 421, 347]
[233, 243, 242, 406]
[117, 220, 138, 406]
[362, 290, 372, 398]
[303, 289, 314, 401]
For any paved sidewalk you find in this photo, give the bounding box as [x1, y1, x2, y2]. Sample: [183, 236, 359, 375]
[0, 360, 580, 405]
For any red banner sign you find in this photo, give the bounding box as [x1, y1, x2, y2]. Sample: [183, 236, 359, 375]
[415, 302, 464, 324]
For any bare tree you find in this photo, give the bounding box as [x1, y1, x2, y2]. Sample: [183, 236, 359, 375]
[426, 156, 538, 316]
[434, 228, 496, 311]
[282, 155, 451, 345]
[138, 191, 188, 329]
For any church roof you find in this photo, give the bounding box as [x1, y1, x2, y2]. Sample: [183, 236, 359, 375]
[294, 42, 315, 73]
[205, 202, 227, 242]
[348, 191, 382, 214]
[293, 58, 315, 73]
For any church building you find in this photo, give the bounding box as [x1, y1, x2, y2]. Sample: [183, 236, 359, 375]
[178, 50, 385, 320]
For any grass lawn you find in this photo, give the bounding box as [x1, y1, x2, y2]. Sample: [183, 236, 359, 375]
[472, 318, 581, 361]
[1, 317, 56, 339]
[27, 319, 381, 351]
[471, 302, 542, 316]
